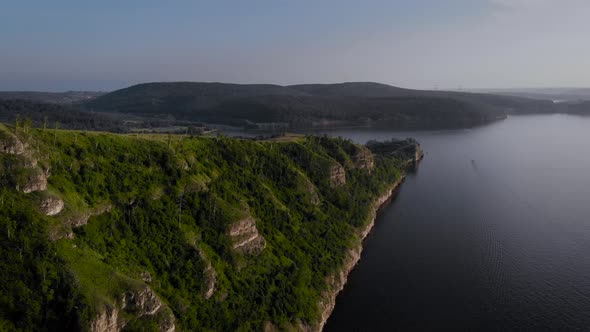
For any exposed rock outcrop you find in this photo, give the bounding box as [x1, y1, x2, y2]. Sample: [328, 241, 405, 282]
[0, 134, 25, 155]
[69, 204, 113, 228]
[68, 213, 91, 228]
[328, 163, 346, 187]
[90, 306, 121, 332]
[23, 154, 38, 168]
[229, 216, 266, 255]
[90, 286, 176, 332]
[306, 179, 321, 206]
[298, 171, 320, 206]
[40, 195, 64, 216]
[159, 314, 176, 332]
[352, 147, 374, 172]
[21, 168, 48, 193]
[314, 180, 403, 332]
[122, 286, 162, 315]
[140, 271, 152, 283]
[198, 247, 217, 299]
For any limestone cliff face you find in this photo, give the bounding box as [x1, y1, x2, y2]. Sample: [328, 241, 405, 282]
[328, 163, 346, 188]
[198, 247, 217, 299]
[90, 306, 120, 332]
[0, 134, 48, 194]
[229, 216, 266, 255]
[0, 134, 25, 155]
[69, 204, 113, 228]
[305, 178, 321, 206]
[40, 195, 64, 216]
[90, 286, 176, 332]
[352, 147, 375, 172]
[122, 286, 164, 316]
[314, 181, 402, 332]
[21, 168, 48, 193]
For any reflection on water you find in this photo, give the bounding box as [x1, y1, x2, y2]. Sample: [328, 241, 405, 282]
[320, 115, 590, 331]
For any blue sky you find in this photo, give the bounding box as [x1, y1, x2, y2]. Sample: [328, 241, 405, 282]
[1, 0, 589, 91]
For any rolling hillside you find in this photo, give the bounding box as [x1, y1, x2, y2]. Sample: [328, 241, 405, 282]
[84, 82, 552, 129]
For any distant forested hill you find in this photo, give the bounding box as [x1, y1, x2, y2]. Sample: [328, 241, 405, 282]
[6, 81, 587, 132]
[0, 99, 128, 132]
[288, 82, 556, 114]
[83, 81, 558, 129]
[0, 91, 103, 104]
[83, 82, 309, 115]
[0, 99, 208, 133]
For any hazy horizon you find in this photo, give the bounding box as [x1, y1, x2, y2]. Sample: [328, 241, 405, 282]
[4, 82, 590, 94]
[3, 0, 590, 91]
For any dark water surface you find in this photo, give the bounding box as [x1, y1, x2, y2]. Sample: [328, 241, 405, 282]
[321, 115, 590, 331]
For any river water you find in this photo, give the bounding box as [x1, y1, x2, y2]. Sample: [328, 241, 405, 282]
[321, 115, 590, 331]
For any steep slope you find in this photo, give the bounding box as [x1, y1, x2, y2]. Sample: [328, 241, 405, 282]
[0, 123, 420, 331]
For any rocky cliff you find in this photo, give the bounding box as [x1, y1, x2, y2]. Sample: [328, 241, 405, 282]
[90, 286, 176, 332]
[352, 146, 375, 172]
[0, 132, 25, 155]
[328, 163, 346, 187]
[314, 139, 423, 331]
[40, 195, 64, 216]
[0, 123, 420, 331]
[198, 247, 217, 299]
[314, 180, 404, 332]
[229, 215, 266, 255]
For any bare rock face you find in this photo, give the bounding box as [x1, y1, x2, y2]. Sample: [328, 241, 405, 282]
[305, 178, 321, 206]
[197, 248, 217, 299]
[328, 163, 346, 187]
[91, 286, 176, 332]
[123, 286, 162, 315]
[314, 180, 403, 332]
[90, 306, 120, 332]
[122, 286, 176, 332]
[40, 196, 64, 216]
[140, 271, 152, 283]
[159, 314, 176, 332]
[70, 204, 112, 228]
[229, 216, 266, 255]
[68, 213, 91, 228]
[21, 168, 48, 193]
[0, 134, 25, 155]
[352, 147, 375, 172]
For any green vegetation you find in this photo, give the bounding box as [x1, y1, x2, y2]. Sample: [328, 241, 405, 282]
[0, 99, 205, 133]
[82, 81, 559, 129]
[0, 123, 418, 331]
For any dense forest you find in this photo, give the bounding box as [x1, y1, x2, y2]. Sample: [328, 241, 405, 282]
[4, 82, 588, 135]
[0, 121, 420, 331]
[0, 99, 208, 134]
[82, 82, 571, 130]
[0, 91, 103, 104]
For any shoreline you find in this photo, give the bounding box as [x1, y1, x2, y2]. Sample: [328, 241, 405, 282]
[314, 176, 405, 332]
